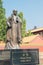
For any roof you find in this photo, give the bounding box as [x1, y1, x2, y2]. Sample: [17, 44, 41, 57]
[22, 35, 37, 43]
[20, 34, 43, 52]
[22, 34, 43, 43]
[27, 27, 43, 33]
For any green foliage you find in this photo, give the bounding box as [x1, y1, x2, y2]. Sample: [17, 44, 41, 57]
[18, 12, 26, 38]
[0, 0, 6, 41]
[26, 30, 33, 37]
[18, 12, 23, 20]
[0, 0, 3, 8]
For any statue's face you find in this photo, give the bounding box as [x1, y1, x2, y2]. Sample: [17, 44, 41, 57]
[13, 10, 17, 16]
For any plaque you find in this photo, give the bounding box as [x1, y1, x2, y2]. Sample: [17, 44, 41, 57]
[11, 49, 39, 65]
[0, 49, 39, 65]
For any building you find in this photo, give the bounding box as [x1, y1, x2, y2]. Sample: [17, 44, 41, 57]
[0, 34, 43, 65]
[27, 27, 43, 37]
[20, 34, 43, 65]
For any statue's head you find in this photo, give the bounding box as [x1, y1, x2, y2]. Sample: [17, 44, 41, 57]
[13, 10, 17, 16]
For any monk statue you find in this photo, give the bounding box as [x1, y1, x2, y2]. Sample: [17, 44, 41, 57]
[6, 10, 22, 49]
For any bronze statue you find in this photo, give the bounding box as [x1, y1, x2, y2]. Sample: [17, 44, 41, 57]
[6, 10, 22, 49]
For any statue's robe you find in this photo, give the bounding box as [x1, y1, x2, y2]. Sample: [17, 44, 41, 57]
[11, 15, 22, 49]
[6, 15, 22, 49]
[16, 16, 22, 43]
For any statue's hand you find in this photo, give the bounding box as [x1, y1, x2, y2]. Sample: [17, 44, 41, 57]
[7, 21, 11, 27]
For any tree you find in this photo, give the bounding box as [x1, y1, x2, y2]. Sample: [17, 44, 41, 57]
[18, 12, 26, 38]
[0, 0, 6, 41]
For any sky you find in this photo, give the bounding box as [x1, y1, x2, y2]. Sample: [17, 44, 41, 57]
[3, 0, 43, 30]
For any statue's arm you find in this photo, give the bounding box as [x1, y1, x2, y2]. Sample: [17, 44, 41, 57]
[7, 21, 11, 27]
[16, 16, 22, 23]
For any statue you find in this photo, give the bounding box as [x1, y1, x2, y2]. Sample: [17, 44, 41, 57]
[6, 10, 22, 49]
